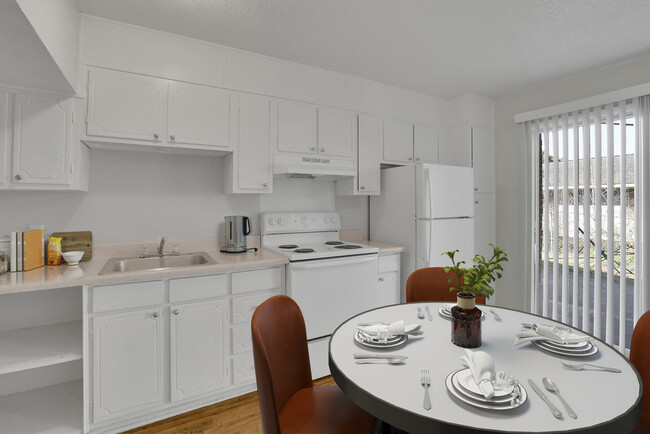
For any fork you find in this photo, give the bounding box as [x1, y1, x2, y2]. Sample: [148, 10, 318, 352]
[490, 309, 503, 322]
[421, 369, 432, 410]
[561, 361, 622, 373]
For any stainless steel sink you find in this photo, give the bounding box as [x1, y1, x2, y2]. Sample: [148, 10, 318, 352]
[99, 252, 217, 275]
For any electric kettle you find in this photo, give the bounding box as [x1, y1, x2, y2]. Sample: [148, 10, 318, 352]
[221, 216, 251, 253]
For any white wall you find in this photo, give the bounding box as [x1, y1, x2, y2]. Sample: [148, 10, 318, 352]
[494, 53, 650, 310]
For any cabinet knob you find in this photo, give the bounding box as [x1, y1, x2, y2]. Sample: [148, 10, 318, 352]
[263, 182, 268, 187]
[170, 134, 176, 141]
[379, 277, 385, 281]
[360, 186, 366, 190]
[416, 158, 420, 161]
[153, 132, 159, 139]
[475, 200, 479, 204]
[311, 147, 316, 151]
[320, 148, 326, 152]
[408, 157, 413, 161]
[173, 309, 180, 315]
[474, 187, 478, 191]
[152, 312, 160, 318]
[14, 174, 22, 181]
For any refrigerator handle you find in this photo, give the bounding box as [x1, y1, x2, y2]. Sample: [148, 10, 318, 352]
[425, 220, 431, 265]
[424, 168, 433, 219]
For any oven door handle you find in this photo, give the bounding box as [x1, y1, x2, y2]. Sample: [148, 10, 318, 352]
[290, 255, 377, 270]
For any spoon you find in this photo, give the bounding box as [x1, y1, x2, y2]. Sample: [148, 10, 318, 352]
[417, 307, 425, 319]
[355, 359, 405, 365]
[560, 361, 621, 373]
[542, 377, 577, 419]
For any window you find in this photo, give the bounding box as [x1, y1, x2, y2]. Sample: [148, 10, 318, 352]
[526, 99, 646, 352]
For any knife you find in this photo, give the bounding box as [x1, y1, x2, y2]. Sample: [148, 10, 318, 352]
[528, 379, 563, 418]
[353, 353, 408, 360]
[425, 305, 433, 321]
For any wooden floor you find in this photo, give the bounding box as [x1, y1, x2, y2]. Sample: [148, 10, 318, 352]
[124, 376, 336, 434]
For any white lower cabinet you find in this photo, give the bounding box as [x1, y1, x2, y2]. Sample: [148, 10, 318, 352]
[92, 307, 164, 422]
[378, 253, 401, 305]
[170, 299, 229, 402]
[85, 265, 284, 433]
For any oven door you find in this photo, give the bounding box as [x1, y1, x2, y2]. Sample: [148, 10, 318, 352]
[287, 254, 379, 340]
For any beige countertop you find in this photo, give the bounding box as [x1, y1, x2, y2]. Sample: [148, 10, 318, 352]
[0, 235, 403, 295]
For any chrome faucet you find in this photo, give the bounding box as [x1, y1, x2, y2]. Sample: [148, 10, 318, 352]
[158, 237, 167, 256]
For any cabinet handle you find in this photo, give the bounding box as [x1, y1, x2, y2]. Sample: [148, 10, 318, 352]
[360, 186, 366, 190]
[320, 148, 326, 152]
[14, 174, 22, 181]
[408, 157, 413, 161]
[311, 147, 316, 152]
[416, 158, 420, 161]
[263, 182, 268, 188]
[474, 187, 478, 191]
[379, 277, 385, 281]
[170, 134, 176, 141]
[153, 132, 159, 140]
[475, 201, 479, 204]
[173, 309, 180, 315]
[152, 312, 160, 318]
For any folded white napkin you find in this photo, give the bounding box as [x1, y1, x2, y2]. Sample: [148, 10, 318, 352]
[514, 323, 593, 346]
[357, 320, 405, 338]
[460, 349, 495, 398]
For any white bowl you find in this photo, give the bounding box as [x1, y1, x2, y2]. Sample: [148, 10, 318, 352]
[62, 251, 85, 266]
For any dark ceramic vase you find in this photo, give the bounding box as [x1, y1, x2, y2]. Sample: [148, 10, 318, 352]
[451, 293, 482, 348]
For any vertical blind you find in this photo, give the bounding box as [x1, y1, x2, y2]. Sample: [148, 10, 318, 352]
[526, 98, 645, 352]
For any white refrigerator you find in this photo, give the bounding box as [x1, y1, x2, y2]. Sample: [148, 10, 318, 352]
[370, 164, 475, 300]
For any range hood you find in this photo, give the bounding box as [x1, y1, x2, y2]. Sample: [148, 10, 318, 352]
[273, 154, 356, 180]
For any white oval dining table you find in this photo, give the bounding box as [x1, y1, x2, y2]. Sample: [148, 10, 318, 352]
[328, 302, 642, 434]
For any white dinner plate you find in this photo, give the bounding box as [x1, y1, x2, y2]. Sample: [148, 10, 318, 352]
[541, 339, 591, 350]
[454, 369, 514, 397]
[451, 370, 516, 404]
[356, 329, 403, 344]
[446, 370, 527, 411]
[532, 339, 599, 357]
[534, 339, 594, 353]
[353, 330, 408, 349]
[439, 307, 487, 320]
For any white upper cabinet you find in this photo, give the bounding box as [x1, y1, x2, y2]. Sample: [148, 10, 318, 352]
[277, 100, 318, 154]
[383, 118, 413, 163]
[226, 93, 272, 193]
[12, 94, 72, 185]
[87, 68, 165, 143]
[413, 124, 439, 164]
[86, 68, 233, 152]
[439, 125, 494, 193]
[357, 114, 381, 194]
[317, 107, 356, 158]
[167, 82, 230, 147]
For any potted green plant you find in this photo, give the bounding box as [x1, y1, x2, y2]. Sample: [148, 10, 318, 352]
[443, 244, 508, 348]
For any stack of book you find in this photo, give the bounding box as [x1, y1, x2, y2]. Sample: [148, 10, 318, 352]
[9, 229, 45, 272]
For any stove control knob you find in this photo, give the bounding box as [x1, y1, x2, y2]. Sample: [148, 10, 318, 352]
[324, 217, 330, 224]
[332, 216, 338, 224]
[277, 218, 285, 225]
[267, 218, 274, 225]
[301, 217, 308, 225]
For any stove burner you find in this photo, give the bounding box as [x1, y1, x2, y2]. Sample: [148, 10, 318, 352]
[279, 244, 298, 249]
[325, 241, 344, 245]
[295, 248, 315, 253]
[335, 244, 362, 249]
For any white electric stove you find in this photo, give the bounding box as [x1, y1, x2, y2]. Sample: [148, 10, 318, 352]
[261, 212, 379, 378]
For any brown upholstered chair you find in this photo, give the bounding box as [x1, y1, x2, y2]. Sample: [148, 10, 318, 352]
[406, 267, 486, 304]
[630, 310, 650, 433]
[251, 295, 378, 434]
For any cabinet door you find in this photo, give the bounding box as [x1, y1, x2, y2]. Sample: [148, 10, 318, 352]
[472, 126, 495, 193]
[277, 100, 317, 154]
[438, 125, 472, 167]
[236, 93, 271, 192]
[378, 271, 400, 306]
[414, 124, 439, 164]
[0, 92, 7, 185]
[92, 308, 163, 422]
[383, 119, 413, 163]
[12, 94, 72, 185]
[357, 114, 381, 194]
[87, 68, 165, 143]
[317, 107, 355, 158]
[170, 299, 229, 402]
[474, 194, 496, 259]
[167, 82, 230, 148]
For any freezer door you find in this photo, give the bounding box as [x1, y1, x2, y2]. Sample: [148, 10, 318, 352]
[415, 164, 474, 219]
[416, 218, 474, 269]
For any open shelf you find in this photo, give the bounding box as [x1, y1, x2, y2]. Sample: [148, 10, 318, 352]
[0, 380, 82, 433]
[0, 321, 82, 375]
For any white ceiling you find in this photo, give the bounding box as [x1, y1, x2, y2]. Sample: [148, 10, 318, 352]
[75, 0, 650, 99]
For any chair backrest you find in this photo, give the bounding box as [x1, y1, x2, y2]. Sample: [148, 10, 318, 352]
[251, 295, 313, 434]
[406, 267, 486, 304]
[630, 310, 650, 431]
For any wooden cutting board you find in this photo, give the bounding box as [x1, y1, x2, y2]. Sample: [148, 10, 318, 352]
[50, 231, 93, 262]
